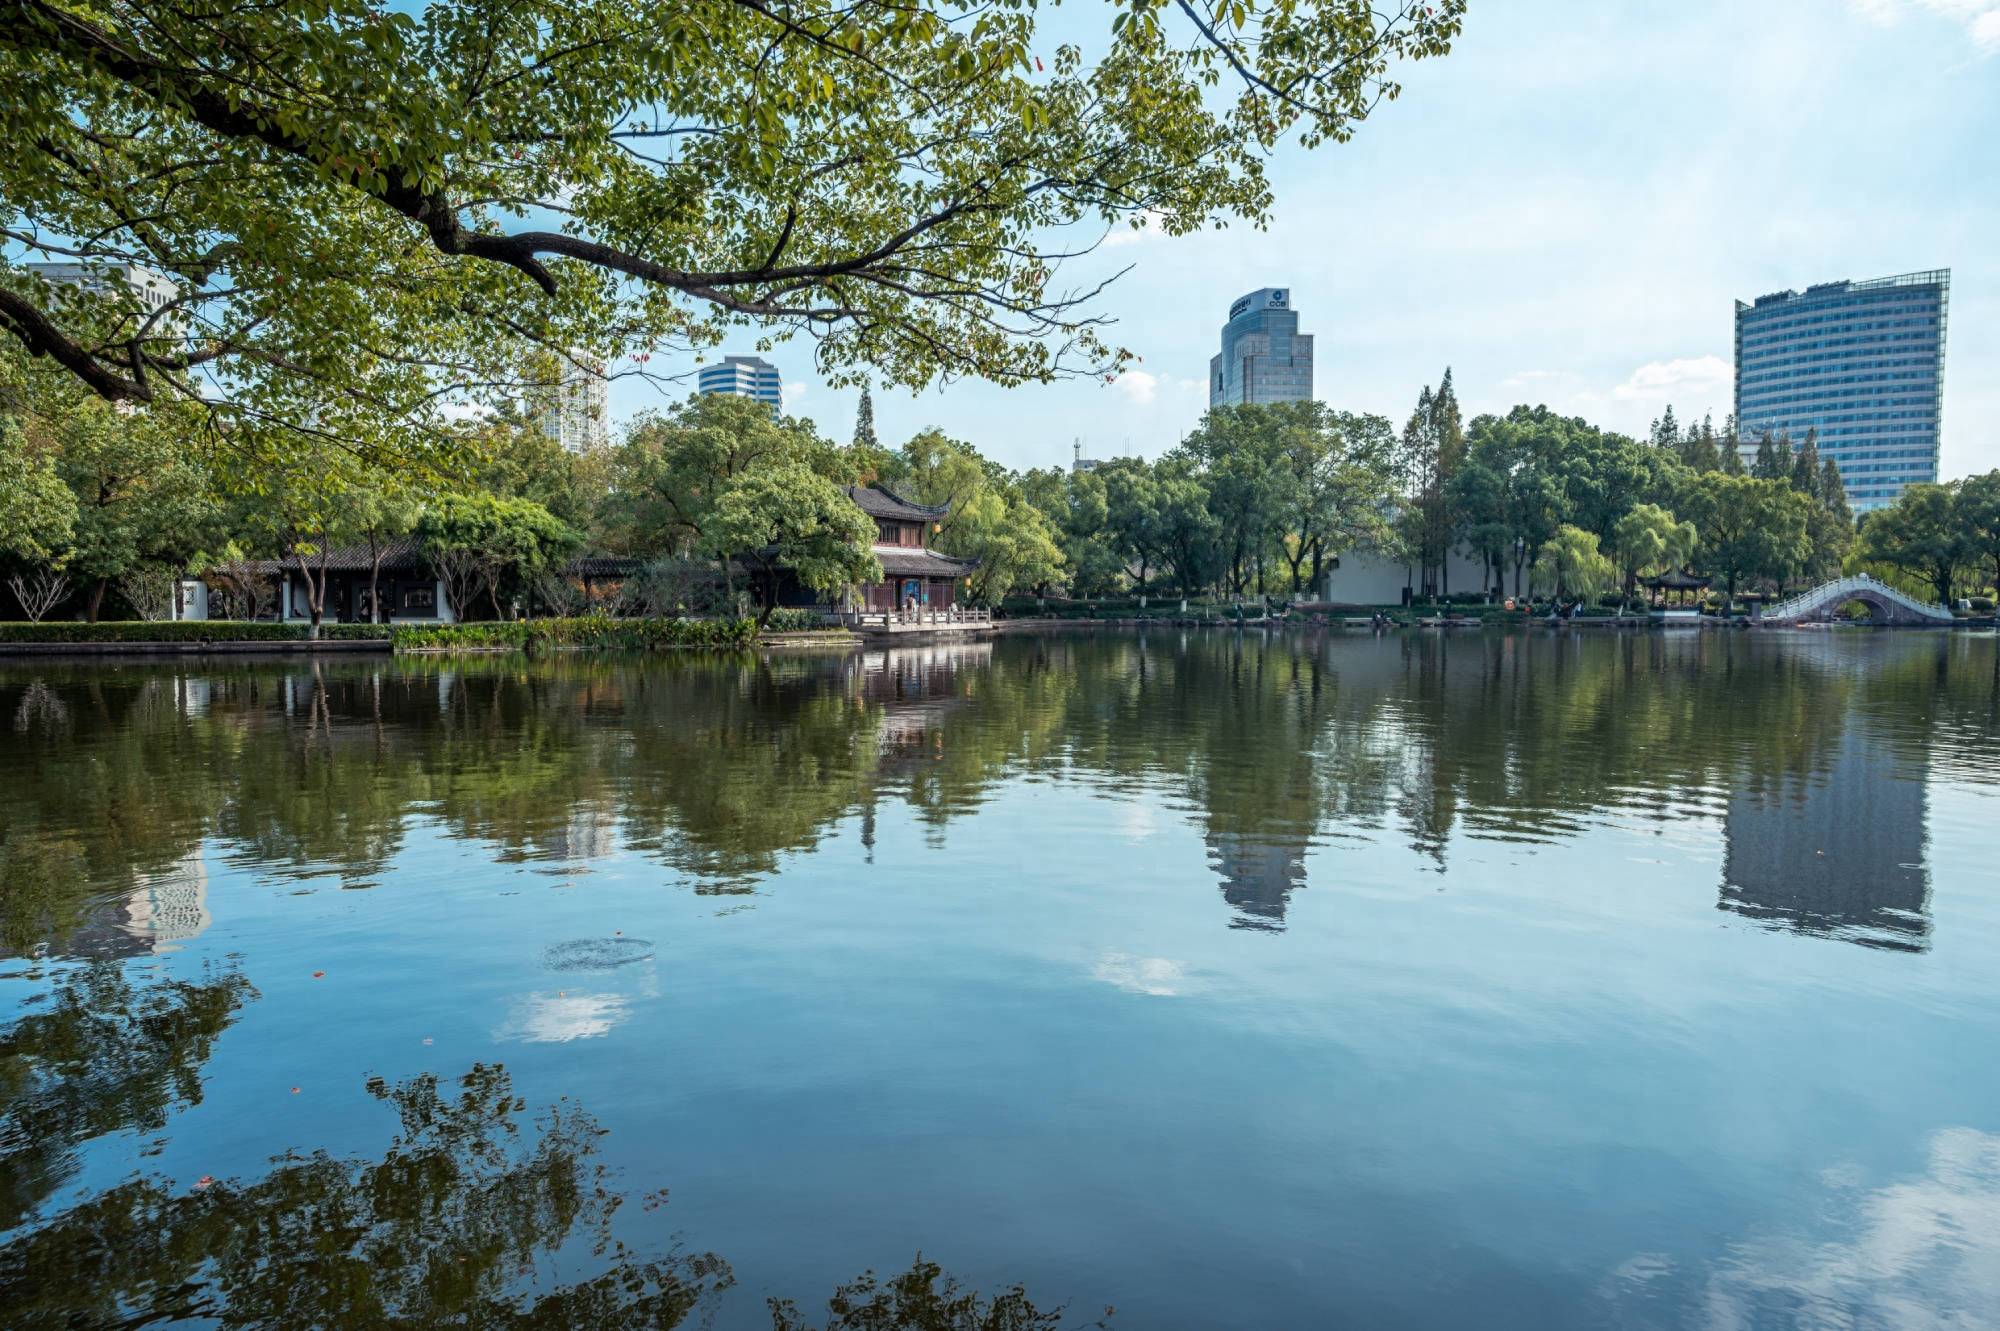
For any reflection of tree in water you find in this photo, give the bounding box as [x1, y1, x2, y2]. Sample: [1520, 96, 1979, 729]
[0, 1060, 733, 1329]
[0, 970, 1093, 1330]
[772, 1255, 1106, 1330]
[0, 962, 255, 1229]
[3, 631, 1996, 947]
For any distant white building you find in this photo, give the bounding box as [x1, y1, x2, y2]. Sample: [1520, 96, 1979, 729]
[26, 259, 187, 341]
[1320, 545, 1493, 605]
[534, 350, 609, 453]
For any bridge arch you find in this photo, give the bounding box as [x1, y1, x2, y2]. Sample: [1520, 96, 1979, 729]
[1758, 574, 1953, 627]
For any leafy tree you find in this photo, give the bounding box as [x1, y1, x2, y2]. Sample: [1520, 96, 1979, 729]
[234, 451, 360, 637]
[1860, 482, 1971, 605]
[1018, 465, 1122, 596]
[1610, 502, 1698, 602]
[1396, 373, 1468, 598]
[1531, 524, 1617, 602]
[1176, 404, 1294, 597]
[1277, 406, 1397, 594]
[1955, 470, 2000, 596]
[349, 478, 423, 623]
[2, 0, 1465, 455]
[1098, 458, 1166, 592]
[1684, 473, 1812, 608]
[0, 418, 77, 588]
[419, 493, 580, 620]
[1151, 458, 1220, 595]
[610, 394, 843, 600]
[713, 464, 879, 626]
[887, 429, 1064, 603]
[39, 395, 212, 620]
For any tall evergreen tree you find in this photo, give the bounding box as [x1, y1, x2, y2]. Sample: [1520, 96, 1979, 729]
[852, 387, 878, 449]
[1820, 458, 1851, 522]
[1650, 405, 1680, 450]
[1752, 431, 1793, 481]
[1679, 412, 1723, 473]
[1788, 428, 1822, 502]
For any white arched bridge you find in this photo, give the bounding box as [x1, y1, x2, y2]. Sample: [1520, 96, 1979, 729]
[1757, 573, 1953, 626]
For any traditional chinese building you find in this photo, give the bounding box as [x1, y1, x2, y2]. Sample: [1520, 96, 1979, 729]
[745, 484, 979, 615]
[847, 484, 979, 612]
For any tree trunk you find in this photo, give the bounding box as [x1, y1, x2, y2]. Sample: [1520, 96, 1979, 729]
[369, 543, 385, 624]
[487, 578, 506, 622]
[87, 576, 108, 622]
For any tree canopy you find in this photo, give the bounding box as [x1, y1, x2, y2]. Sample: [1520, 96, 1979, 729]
[2, 0, 1464, 455]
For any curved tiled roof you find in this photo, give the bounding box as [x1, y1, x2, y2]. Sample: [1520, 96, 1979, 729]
[875, 547, 979, 577]
[846, 484, 949, 521]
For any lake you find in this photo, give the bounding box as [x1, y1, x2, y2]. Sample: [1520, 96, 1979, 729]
[4, 629, 2000, 1329]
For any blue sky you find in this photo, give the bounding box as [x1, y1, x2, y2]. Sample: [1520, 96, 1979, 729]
[607, 0, 1999, 477]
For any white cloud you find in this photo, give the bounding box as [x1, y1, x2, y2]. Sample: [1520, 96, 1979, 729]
[1113, 369, 1159, 404]
[1610, 354, 1731, 403]
[782, 380, 808, 407]
[1851, 0, 2000, 50]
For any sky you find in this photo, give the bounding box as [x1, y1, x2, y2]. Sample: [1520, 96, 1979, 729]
[604, 0, 2000, 478]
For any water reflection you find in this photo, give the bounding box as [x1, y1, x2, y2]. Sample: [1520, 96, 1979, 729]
[1722, 725, 1932, 951]
[1, 632, 1996, 956]
[0, 962, 256, 1230]
[0, 967, 1092, 1329]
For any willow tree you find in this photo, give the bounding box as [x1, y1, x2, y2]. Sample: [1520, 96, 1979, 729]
[2, 0, 1464, 461]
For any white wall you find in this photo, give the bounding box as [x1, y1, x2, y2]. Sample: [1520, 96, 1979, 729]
[1320, 546, 1495, 605]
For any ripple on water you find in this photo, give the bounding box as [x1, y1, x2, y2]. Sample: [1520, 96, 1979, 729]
[542, 937, 656, 971]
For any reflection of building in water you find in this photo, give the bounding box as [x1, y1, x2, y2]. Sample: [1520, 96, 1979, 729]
[1721, 724, 1929, 951]
[1206, 831, 1309, 931]
[852, 643, 993, 859]
[123, 850, 212, 951]
[543, 804, 620, 864]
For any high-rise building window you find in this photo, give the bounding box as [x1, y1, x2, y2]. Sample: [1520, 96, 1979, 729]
[1733, 270, 1949, 512]
[1209, 288, 1314, 408]
[696, 355, 784, 415]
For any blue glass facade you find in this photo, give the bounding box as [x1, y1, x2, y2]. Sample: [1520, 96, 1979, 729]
[697, 355, 783, 413]
[1733, 270, 1948, 511]
[1209, 288, 1313, 407]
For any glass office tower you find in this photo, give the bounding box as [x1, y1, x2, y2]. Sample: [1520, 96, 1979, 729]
[1733, 270, 1949, 511]
[1209, 288, 1314, 408]
[697, 355, 784, 413]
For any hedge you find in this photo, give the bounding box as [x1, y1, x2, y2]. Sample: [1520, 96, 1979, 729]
[759, 606, 827, 633]
[0, 620, 391, 643]
[392, 615, 757, 652]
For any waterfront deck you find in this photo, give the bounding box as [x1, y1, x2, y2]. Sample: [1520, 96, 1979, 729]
[829, 607, 998, 638]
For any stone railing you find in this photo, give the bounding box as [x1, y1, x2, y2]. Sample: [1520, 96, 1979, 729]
[1758, 573, 1951, 624]
[832, 607, 994, 630]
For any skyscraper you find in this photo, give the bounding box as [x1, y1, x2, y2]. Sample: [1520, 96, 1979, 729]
[697, 355, 783, 413]
[1209, 287, 1313, 407]
[1733, 270, 1949, 511]
[532, 350, 608, 453]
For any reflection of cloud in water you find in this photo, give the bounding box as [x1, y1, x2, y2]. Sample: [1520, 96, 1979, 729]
[1657, 1129, 2000, 1330]
[1118, 800, 1157, 843]
[1092, 952, 1193, 997]
[500, 991, 630, 1043]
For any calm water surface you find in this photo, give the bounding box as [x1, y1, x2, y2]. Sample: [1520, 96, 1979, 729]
[4, 630, 2000, 1328]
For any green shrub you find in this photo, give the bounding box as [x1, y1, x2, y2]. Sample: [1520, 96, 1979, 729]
[391, 615, 756, 653]
[0, 620, 391, 643]
[759, 607, 828, 633]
